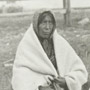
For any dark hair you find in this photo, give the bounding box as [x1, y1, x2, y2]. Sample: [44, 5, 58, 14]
[37, 11, 56, 29]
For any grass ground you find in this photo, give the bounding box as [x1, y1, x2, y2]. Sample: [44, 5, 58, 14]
[0, 10, 90, 90]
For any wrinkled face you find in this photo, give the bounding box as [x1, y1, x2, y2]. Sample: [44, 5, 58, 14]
[38, 15, 54, 39]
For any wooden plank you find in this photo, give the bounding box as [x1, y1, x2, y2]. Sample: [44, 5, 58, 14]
[3, 59, 13, 67]
[0, 9, 67, 17]
[0, 12, 34, 17]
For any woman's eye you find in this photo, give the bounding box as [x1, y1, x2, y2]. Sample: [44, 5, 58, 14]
[43, 21, 46, 24]
[42, 21, 52, 24]
[49, 21, 53, 24]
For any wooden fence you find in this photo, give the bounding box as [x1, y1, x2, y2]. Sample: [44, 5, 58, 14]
[63, 0, 71, 26]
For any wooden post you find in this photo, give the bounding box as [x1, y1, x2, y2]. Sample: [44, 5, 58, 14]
[63, 0, 71, 26]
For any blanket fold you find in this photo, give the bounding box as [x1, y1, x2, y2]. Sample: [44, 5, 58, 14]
[12, 24, 88, 90]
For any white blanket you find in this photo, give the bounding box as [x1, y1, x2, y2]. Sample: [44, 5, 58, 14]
[12, 24, 88, 90]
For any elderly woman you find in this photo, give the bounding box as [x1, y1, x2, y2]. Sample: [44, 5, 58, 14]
[12, 10, 88, 90]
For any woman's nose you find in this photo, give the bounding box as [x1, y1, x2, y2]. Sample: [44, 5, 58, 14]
[46, 23, 50, 29]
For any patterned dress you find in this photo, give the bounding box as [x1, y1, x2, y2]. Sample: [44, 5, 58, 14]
[39, 38, 57, 70]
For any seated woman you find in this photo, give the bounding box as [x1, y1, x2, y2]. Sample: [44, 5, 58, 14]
[12, 9, 88, 90]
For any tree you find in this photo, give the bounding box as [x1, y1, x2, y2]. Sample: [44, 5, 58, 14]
[7, 0, 17, 3]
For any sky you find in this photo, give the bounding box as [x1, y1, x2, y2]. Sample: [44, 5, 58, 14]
[16, 0, 63, 9]
[16, 0, 90, 9]
[0, 0, 90, 9]
[71, 0, 90, 8]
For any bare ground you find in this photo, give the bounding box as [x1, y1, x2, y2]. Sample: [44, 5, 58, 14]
[0, 10, 90, 90]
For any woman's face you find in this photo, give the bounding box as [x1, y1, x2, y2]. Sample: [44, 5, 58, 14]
[38, 15, 54, 39]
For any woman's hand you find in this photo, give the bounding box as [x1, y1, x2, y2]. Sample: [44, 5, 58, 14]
[53, 77, 66, 88]
[48, 76, 68, 90]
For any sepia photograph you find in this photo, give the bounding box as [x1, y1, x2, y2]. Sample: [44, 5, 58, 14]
[0, 0, 90, 90]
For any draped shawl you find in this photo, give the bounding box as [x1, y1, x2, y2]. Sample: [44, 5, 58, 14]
[12, 10, 88, 90]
